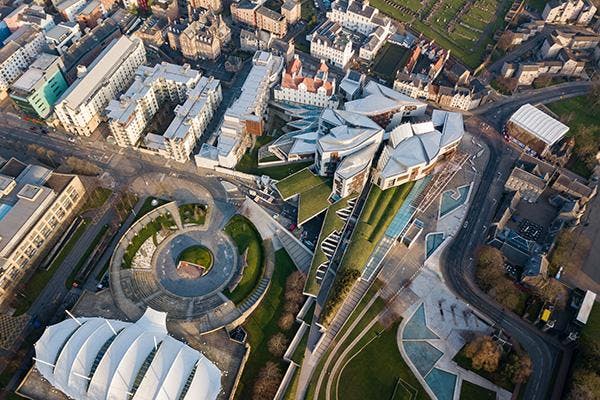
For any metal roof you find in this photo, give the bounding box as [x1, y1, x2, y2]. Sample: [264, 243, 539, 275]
[509, 104, 569, 146]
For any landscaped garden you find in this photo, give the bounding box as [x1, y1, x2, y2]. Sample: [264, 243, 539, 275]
[224, 215, 265, 304]
[459, 380, 496, 400]
[121, 212, 176, 268]
[234, 249, 303, 400]
[371, 0, 512, 68]
[372, 43, 411, 83]
[276, 168, 330, 200]
[179, 203, 207, 226]
[178, 245, 213, 271]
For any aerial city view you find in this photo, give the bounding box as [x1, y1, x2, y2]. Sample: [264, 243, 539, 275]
[0, 0, 599, 398]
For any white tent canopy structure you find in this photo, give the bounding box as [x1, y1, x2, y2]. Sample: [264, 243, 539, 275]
[34, 308, 221, 400]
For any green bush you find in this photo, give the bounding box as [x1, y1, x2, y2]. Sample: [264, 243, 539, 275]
[321, 269, 361, 326]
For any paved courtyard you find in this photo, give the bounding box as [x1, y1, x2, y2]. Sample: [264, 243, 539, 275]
[155, 228, 237, 298]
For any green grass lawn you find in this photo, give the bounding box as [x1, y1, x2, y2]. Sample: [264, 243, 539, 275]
[527, 0, 548, 12]
[459, 380, 496, 400]
[178, 203, 207, 225]
[337, 321, 429, 400]
[178, 245, 213, 270]
[305, 196, 355, 295]
[580, 303, 600, 353]
[339, 183, 414, 273]
[290, 327, 309, 365]
[234, 249, 297, 399]
[65, 224, 109, 288]
[372, 43, 411, 82]
[276, 168, 330, 200]
[284, 368, 300, 400]
[371, 0, 511, 68]
[13, 220, 88, 315]
[546, 96, 600, 177]
[79, 187, 112, 213]
[224, 215, 265, 304]
[122, 213, 175, 268]
[298, 182, 333, 224]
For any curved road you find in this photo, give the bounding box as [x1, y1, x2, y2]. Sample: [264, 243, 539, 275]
[440, 122, 563, 400]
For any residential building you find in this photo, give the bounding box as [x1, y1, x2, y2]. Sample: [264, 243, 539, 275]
[34, 308, 221, 400]
[134, 16, 166, 48]
[436, 84, 488, 111]
[106, 62, 222, 162]
[504, 57, 586, 85]
[109, 7, 140, 34]
[167, 12, 231, 60]
[55, 36, 146, 136]
[281, 0, 301, 24]
[506, 104, 569, 157]
[54, 0, 88, 22]
[373, 110, 465, 190]
[344, 80, 426, 128]
[504, 167, 547, 202]
[76, 0, 105, 30]
[542, 0, 597, 26]
[393, 72, 436, 100]
[327, 0, 394, 60]
[9, 54, 68, 119]
[196, 51, 283, 168]
[327, 0, 389, 35]
[540, 28, 600, 59]
[188, 0, 223, 12]
[310, 20, 354, 68]
[59, 18, 121, 83]
[45, 22, 82, 55]
[255, 6, 287, 37]
[0, 25, 46, 93]
[0, 158, 85, 306]
[4, 4, 55, 32]
[151, 0, 179, 21]
[231, 1, 287, 37]
[240, 28, 273, 51]
[274, 55, 338, 108]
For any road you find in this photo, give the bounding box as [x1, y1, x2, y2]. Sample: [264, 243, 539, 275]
[440, 116, 565, 400]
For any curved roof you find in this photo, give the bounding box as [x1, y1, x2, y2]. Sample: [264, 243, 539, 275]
[34, 308, 221, 400]
[508, 104, 569, 146]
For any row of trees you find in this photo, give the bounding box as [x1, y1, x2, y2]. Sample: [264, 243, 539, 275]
[475, 246, 567, 312]
[252, 271, 306, 400]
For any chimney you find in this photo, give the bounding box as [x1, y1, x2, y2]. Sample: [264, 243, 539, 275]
[76, 64, 87, 78]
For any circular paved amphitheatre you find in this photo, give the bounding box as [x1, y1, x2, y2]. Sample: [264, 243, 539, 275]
[110, 199, 273, 333]
[154, 229, 235, 298]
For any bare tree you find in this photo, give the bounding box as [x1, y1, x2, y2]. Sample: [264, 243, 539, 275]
[252, 362, 283, 400]
[278, 313, 295, 331]
[268, 333, 289, 357]
[464, 336, 502, 373]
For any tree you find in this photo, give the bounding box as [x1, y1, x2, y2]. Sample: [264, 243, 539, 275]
[267, 333, 289, 357]
[550, 230, 591, 275]
[491, 278, 522, 311]
[535, 278, 567, 309]
[278, 312, 295, 331]
[475, 246, 505, 291]
[464, 336, 502, 373]
[569, 369, 600, 400]
[252, 362, 283, 400]
[497, 32, 515, 51]
[503, 354, 532, 384]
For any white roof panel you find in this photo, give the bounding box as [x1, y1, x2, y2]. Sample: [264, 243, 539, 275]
[508, 104, 569, 146]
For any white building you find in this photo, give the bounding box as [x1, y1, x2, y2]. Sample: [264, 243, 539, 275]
[0, 159, 85, 304]
[327, 0, 394, 61]
[327, 0, 390, 36]
[45, 22, 82, 55]
[310, 21, 354, 68]
[373, 110, 465, 190]
[34, 307, 221, 400]
[55, 36, 146, 136]
[273, 55, 338, 108]
[196, 51, 283, 168]
[542, 0, 597, 26]
[0, 25, 46, 92]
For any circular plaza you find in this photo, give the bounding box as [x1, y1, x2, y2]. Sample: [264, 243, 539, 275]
[109, 197, 272, 333]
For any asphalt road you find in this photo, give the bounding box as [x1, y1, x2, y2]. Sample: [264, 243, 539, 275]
[440, 117, 564, 400]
